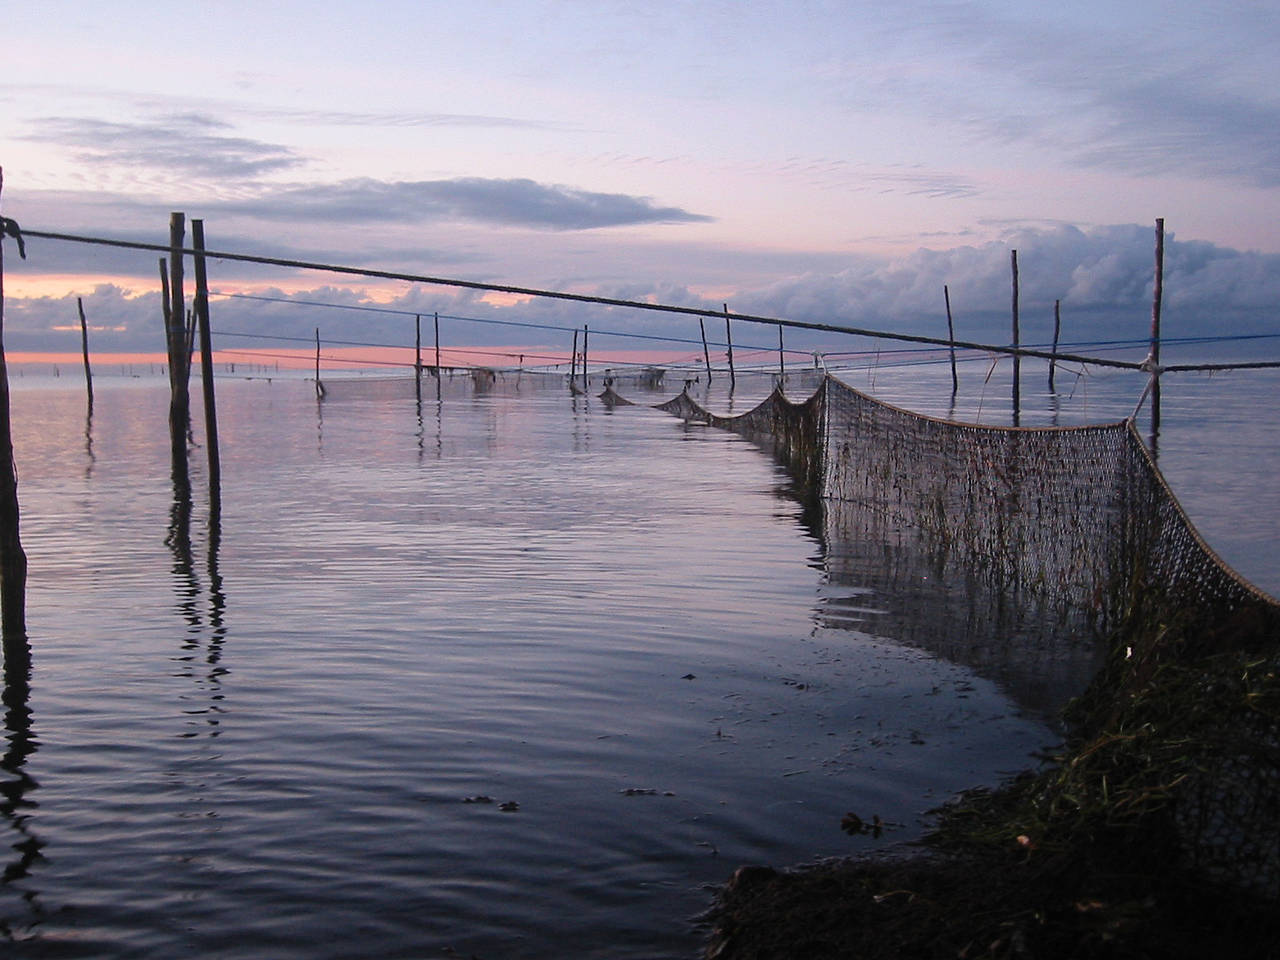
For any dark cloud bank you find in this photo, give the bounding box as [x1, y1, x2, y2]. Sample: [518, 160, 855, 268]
[217, 178, 714, 230]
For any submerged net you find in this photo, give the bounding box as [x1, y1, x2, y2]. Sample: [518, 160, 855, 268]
[650, 374, 1280, 902]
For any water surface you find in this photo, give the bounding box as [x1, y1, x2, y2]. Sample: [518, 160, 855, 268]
[0, 361, 1273, 958]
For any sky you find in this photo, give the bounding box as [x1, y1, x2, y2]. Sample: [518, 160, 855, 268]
[1, 0, 1278, 364]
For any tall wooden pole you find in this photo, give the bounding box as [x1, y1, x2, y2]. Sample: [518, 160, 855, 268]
[943, 284, 958, 394]
[167, 213, 190, 487]
[570, 327, 578, 382]
[191, 220, 220, 510]
[777, 325, 785, 379]
[1010, 249, 1021, 425]
[314, 328, 324, 398]
[415, 314, 422, 375]
[1049, 299, 1061, 392]
[433, 312, 441, 375]
[723, 304, 736, 389]
[1150, 218, 1165, 447]
[158, 258, 171, 376]
[0, 169, 28, 641]
[581, 324, 589, 391]
[77, 296, 94, 412]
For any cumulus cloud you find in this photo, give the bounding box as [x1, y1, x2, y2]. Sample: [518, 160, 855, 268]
[6, 223, 1278, 355]
[216, 177, 714, 230]
[740, 224, 1280, 345]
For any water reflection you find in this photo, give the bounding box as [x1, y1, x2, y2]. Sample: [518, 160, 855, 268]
[807, 495, 1103, 722]
[0, 635, 42, 930]
[83, 407, 95, 480]
[166, 480, 230, 739]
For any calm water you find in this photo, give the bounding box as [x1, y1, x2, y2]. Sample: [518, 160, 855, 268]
[0, 357, 1275, 958]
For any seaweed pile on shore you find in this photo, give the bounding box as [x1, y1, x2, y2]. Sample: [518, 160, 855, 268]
[703, 604, 1280, 959]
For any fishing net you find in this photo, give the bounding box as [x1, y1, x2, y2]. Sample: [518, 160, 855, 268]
[651, 374, 1280, 902]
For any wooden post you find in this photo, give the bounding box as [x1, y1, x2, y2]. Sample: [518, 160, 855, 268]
[1010, 250, 1020, 424]
[0, 168, 29, 641]
[167, 213, 190, 487]
[415, 314, 422, 376]
[570, 327, 578, 382]
[414, 314, 422, 404]
[1049, 299, 1061, 392]
[433, 312, 441, 375]
[159, 258, 170, 376]
[314, 328, 325, 398]
[723, 304, 736, 389]
[191, 220, 220, 510]
[1150, 218, 1164, 448]
[777, 325, 785, 379]
[77, 296, 94, 412]
[943, 284, 958, 394]
[699, 318, 712, 382]
[581, 324, 589, 391]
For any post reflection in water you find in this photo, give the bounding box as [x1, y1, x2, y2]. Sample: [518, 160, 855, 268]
[82, 407, 95, 480]
[0, 635, 41, 931]
[166, 478, 230, 740]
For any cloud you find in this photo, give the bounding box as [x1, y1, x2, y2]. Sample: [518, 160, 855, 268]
[20, 114, 303, 178]
[8, 223, 1278, 357]
[739, 223, 1280, 345]
[216, 177, 714, 230]
[254, 106, 559, 131]
[833, 3, 1280, 190]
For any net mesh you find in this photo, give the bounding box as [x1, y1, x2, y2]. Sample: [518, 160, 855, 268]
[651, 374, 1280, 901]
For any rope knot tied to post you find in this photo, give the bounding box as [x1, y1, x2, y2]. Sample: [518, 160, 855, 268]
[0, 217, 26, 259]
[1139, 352, 1164, 375]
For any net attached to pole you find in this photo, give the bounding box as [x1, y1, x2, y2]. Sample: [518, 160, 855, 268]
[652, 373, 1280, 902]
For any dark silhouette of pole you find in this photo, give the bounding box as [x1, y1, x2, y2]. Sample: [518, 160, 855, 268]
[167, 213, 190, 487]
[314, 328, 325, 398]
[77, 296, 94, 412]
[723, 304, 736, 389]
[415, 314, 422, 376]
[581, 325, 589, 392]
[944, 284, 958, 394]
[1149, 218, 1165, 451]
[1010, 250, 1020, 425]
[191, 220, 220, 511]
[0, 169, 28, 641]
[433, 312, 441, 375]
[1049, 299, 1061, 392]
[699, 318, 712, 383]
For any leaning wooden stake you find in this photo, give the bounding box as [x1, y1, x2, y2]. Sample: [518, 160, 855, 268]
[699, 318, 712, 383]
[570, 327, 578, 383]
[777, 325, 785, 379]
[0, 169, 29, 640]
[1149, 218, 1165, 448]
[191, 220, 221, 510]
[77, 296, 94, 412]
[314, 328, 325, 398]
[1010, 250, 1021, 424]
[943, 284, 958, 394]
[723, 304, 736, 389]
